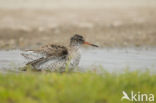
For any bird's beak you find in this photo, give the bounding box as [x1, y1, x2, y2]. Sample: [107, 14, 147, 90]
[84, 41, 99, 47]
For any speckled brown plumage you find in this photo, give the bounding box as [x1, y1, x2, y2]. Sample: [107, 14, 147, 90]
[21, 34, 98, 72]
[30, 44, 68, 57]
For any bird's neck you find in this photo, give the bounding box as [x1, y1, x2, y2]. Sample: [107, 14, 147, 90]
[68, 45, 81, 58]
[68, 45, 81, 68]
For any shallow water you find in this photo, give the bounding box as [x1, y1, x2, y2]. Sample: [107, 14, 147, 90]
[80, 48, 156, 72]
[0, 48, 156, 72]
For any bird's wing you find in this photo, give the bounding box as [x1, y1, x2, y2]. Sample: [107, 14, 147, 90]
[21, 44, 68, 66]
[21, 50, 46, 62]
[27, 55, 67, 70]
[39, 44, 68, 57]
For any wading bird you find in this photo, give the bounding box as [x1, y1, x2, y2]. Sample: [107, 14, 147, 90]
[21, 34, 98, 72]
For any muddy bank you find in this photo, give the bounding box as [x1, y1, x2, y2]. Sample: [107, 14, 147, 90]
[0, 0, 156, 49]
[0, 23, 156, 49]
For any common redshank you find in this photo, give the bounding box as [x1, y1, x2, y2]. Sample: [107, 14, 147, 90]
[21, 34, 98, 72]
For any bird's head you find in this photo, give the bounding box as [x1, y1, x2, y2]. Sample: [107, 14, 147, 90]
[70, 34, 98, 47]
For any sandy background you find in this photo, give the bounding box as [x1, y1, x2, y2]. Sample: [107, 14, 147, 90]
[0, 0, 156, 49]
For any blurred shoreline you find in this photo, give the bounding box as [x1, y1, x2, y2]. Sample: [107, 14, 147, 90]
[0, 0, 156, 49]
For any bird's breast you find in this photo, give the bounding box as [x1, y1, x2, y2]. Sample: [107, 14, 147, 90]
[68, 50, 81, 68]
